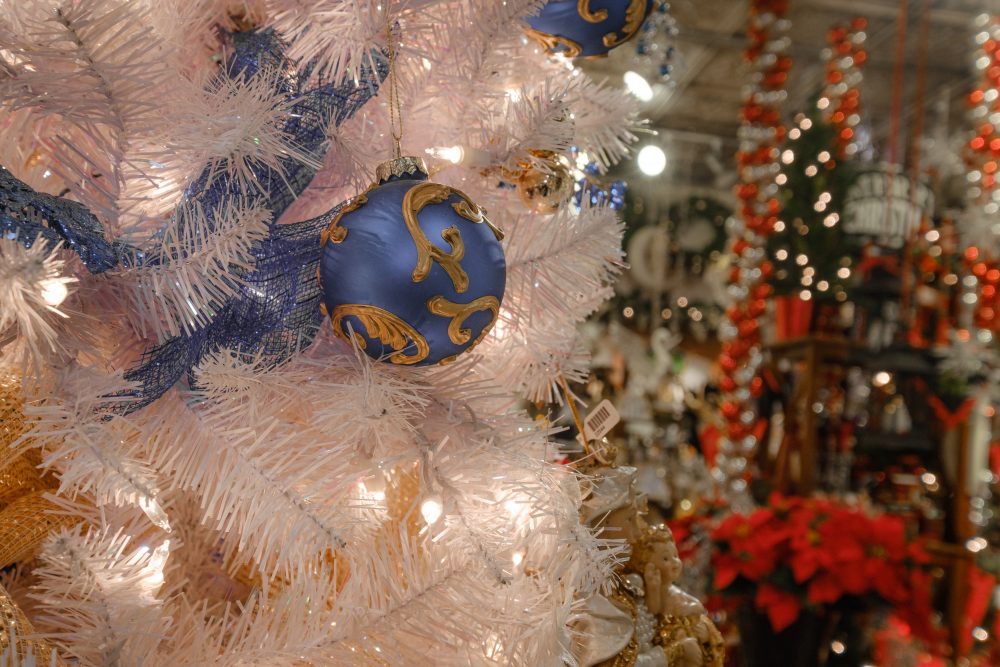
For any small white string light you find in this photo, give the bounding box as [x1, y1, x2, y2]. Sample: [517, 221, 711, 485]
[420, 495, 443, 525]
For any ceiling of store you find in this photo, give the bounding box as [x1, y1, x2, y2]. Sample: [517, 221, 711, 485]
[582, 0, 987, 212]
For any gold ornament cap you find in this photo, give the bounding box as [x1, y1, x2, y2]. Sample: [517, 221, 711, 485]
[375, 156, 428, 184]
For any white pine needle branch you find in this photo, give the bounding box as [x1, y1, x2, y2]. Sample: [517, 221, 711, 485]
[22, 367, 170, 531]
[503, 204, 625, 328]
[118, 201, 270, 340]
[169, 65, 324, 195]
[0, 0, 173, 221]
[31, 525, 171, 665]
[0, 237, 76, 361]
[561, 74, 644, 169]
[264, 0, 404, 84]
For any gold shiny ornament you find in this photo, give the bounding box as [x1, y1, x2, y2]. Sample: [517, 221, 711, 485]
[628, 526, 724, 667]
[516, 153, 575, 214]
[0, 581, 66, 667]
[0, 491, 79, 569]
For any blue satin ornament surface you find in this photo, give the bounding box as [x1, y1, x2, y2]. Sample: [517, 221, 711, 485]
[525, 0, 654, 58]
[320, 172, 506, 366]
[525, 0, 653, 57]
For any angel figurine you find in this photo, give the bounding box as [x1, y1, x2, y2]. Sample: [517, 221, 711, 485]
[573, 444, 723, 667]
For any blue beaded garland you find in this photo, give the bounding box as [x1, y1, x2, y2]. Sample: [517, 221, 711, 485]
[319, 158, 506, 366]
[524, 0, 655, 59]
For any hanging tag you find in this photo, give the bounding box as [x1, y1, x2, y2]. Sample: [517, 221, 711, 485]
[575, 399, 620, 445]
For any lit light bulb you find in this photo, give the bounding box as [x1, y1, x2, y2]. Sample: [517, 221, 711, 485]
[873, 371, 891, 387]
[420, 495, 443, 525]
[637, 145, 666, 176]
[511, 550, 525, 567]
[40, 278, 68, 307]
[623, 71, 653, 101]
[431, 146, 464, 164]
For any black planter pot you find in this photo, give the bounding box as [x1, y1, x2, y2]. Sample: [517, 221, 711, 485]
[735, 604, 873, 667]
[731, 604, 873, 667]
[736, 606, 823, 667]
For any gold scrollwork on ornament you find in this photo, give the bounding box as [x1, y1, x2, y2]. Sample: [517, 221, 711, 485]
[602, 0, 649, 49]
[578, 0, 608, 22]
[523, 26, 583, 58]
[330, 304, 429, 365]
[321, 194, 368, 246]
[426, 295, 500, 349]
[451, 194, 504, 242]
[402, 183, 503, 293]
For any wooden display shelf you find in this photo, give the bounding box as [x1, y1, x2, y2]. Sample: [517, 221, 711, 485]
[762, 334, 976, 658]
[763, 335, 859, 494]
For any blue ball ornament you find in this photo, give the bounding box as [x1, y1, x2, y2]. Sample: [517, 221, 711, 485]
[524, 0, 655, 59]
[319, 157, 506, 366]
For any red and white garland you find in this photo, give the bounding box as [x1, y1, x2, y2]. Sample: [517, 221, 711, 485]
[716, 0, 791, 502]
[961, 16, 1000, 331]
[821, 17, 868, 158]
[967, 14, 1000, 212]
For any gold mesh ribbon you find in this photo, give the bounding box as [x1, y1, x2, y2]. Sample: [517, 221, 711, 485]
[0, 491, 78, 569]
[1, 379, 29, 473]
[0, 451, 43, 510]
[0, 580, 65, 666]
[0, 379, 47, 511]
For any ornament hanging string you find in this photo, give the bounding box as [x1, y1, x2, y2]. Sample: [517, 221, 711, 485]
[557, 371, 590, 455]
[384, 9, 404, 158]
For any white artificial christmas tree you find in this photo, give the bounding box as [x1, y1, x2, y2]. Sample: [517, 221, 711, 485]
[0, 1, 642, 664]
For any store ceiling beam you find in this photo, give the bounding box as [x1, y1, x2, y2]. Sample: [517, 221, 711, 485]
[672, 26, 968, 77]
[800, 0, 980, 28]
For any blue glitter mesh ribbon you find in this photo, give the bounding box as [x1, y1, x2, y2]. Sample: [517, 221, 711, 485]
[113, 30, 387, 413]
[114, 203, 347, 414]
[116, 30, 388, 413]
[171, 29, 356, 237]
[0, 166, 124, 273]
[1, 29, 386, 413]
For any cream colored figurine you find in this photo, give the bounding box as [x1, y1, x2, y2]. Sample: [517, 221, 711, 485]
[627, 526, 725, 667]
[574, 444, 723, 667]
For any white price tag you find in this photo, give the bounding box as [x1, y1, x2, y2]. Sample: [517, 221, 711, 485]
[575, 399, 620, 445]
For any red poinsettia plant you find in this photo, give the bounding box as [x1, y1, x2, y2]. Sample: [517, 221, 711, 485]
[710, 494, 934, 634]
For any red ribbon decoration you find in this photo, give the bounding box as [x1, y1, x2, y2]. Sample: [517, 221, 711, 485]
[926, 395, 976, 431]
